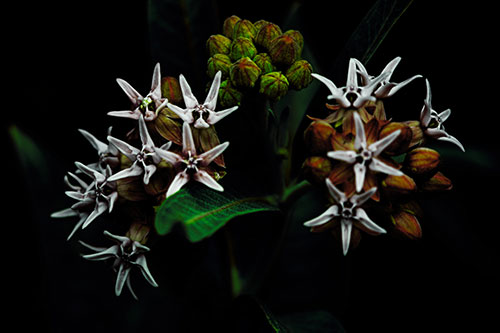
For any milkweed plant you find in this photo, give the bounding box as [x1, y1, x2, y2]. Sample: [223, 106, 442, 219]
[52, 12, 463, 311]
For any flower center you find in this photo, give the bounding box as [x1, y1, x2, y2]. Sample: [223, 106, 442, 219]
[184, 152, 200, 174]
[341, 201, 354, 219]
[139, 96, 154, 112]
[356, 148, 373, 165]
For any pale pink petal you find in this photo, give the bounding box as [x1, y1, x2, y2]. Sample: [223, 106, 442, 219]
[204, 71, 221, 111]
[116, 78, 143, 105]
[353, 162, 367, 193]
[353, 112, 367, 150]
[327, 150, 357, 164]
[368, 129, 401, 156]
[341, 219, 353, 256]
[198, 142, 229, 166]
[193, 170, 224, 192]
[179, 74, 199, 109]
[354, 208, 386, 234]
[166, 171, 190, 197]
[303, 205, 339, 227]
[369, 158, 403, 176]
[206, 106, 238, 126]
[325, 178, 347, 203]
[181, 122, 196, 156]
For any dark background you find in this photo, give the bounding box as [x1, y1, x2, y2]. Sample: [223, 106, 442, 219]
[6, 0, 498, 332]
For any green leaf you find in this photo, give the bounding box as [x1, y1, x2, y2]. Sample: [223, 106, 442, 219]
[154, 183, 280, 242]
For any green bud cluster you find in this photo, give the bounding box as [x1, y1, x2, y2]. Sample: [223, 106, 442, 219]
[205, 15, 313, 106]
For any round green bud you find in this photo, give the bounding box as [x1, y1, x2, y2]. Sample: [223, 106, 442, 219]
[229, 37, 257, 62]
[206, 34, 232, 56]
[253, 53, 275, 74]
[284, 30, 304, 55]
[161, 76, 183, 104]
[268, 34, 301, 66]
[230, 57, 262, 88]
[219, 79, 243, 107]
[232, 19, 257, 40]
[223, 15, 240, 38]
[285, 59, 313, 90]
[207, 54, 232, 79]
[259, 71, 289, 101]
[253, 19, 270, 31]
[255, 22, 282, 50]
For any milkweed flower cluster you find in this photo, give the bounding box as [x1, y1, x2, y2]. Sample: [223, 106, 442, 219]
[302, 57, 463, 255]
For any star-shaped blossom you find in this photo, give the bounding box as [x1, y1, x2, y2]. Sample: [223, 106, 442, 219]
[78, 127, 120, 171]
[51, 163, 118, 239]
[107, 115, 172, 185]
[354, 56, 422, 98]
[157, 122, 229, 197]
[304, 179, 386, 255]
[327, 112, 403, 192]
[420, 79, 464, 152]
[79, 230, 158, 300]
[311, 58, 390, 109]
[167, 71, 238, 129]
[108, 63, 168, 122]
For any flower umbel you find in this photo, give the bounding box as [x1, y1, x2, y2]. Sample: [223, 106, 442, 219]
[327, 112, 403, 192]
[303, 178, 386, 255]
[79, 230, 158, 300]
[167, 71, 239, 129]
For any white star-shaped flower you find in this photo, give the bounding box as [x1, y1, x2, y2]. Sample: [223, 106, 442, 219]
[304, 178, 386, 255]
[79, 230, 158, 300]
[156, 122, 229, 197]
[108, 63, 168, 121]
[420, 79, 464, 152]
[78, 127, 120, 172]
[327, 112, 403, 192]
[167, 71, 238, 128]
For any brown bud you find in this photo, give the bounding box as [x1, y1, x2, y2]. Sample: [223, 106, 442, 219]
[206, 34, 232, 56]
[126, 222, 150, 244]
[269, 34, 301, 66]
[381, 173, 416, 195]
[207, 53, 232, 79]
[154, 109, 183, 145]
[405, 147, 440, 175]
[404, 120, 424, 148]
[229, 57, 261, 88]
[223, 15, 240, 38]
[232, 19, 257, 40]
[285, 59, 313, 90]
[304, 120, 335, 155]
[253, 19, 270, 31]
[420, 171, 453, 191]
[379, 122, 412, 155]
[229, 37, 257, 61]
[253, 53, 275, 74]
[283, 30, 304, 54]
[302, 156, 333, 184]
[259, 71, 289, 101]
[161, 76, 183, 105]
[116, 177, 148, 202]
[255, 22, 282, 50]
[391, 210, 422, 240]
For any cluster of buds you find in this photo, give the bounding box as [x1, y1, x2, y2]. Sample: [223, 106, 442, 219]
[302, 57, 464, 255]
[52, 63, 236, 298]
[206, 15, 313, 106]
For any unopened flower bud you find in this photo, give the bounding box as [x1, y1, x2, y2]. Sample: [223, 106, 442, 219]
[206, 34, 232, 56]
[255, 22, 282, 50]
[420, 171, 453, 191]
[161, 76, 183, 105]
[404, 120, 424, 148]
[379, 122, 412, 155]
[302, 156, 333, 184]
[253, 19, 269, 31]
[381, 173, 416, 195]
[232, 19, 257, 40]
[283, 30, 304, 55]
[207, 54, 232, 79]
[230, 57, 261, 88]
[285, 59, 313, 90]
[304, 120, 335, 155]
[269, 34, 301, 66]
[229, 37, 257, 62]
[391, 210, 422, 240]
[259, 71, 289, 100]
[126, 222, 150, 244]
[253, 53, 275, 74]
[405, 147, 440, 175]
[223, 15, 240, 38]
[218, 79, 243, 107]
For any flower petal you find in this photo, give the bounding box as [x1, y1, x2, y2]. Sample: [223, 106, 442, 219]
[379, 74, 422, 98]
[438, 135, 465, 152]
[143, 164, 157, 185]
[420, 79, 432, 126]
[341, 219, 353, 256]
[354, 207, 386, 234]
[325, 178, 347, 203]
[350, 187, 377, 206]
[116, 78, 143, 105]
[166, 171, 190, 197]
[198, 142, 230, 166]
[82, 201, 108, 229]
[115, 264, 132, 297]
[327, 150, 357, 164]
[194, 117, 211, 129]
[193, 170, 224, 192]
[181, 122, 197, 156]
[179, 74, 199, 109]
[303, 205, 339, 227]
[369, 158, 403, 176]
[353, 163, 366, 193]
[135, 254, 159, 288]
[438, 109, 451, 122]
[166, 103, 193, 124]
[204, 71, 221, 111]
[51, 208, 78, 218]
[107, 136, 140, 159]
[155, 148, 183, 165]
[206, 106, 239, 126]
[150, 63, 162, 100]
[138, 115, 155, 149]
[107, 110, 142, 120]
[353, 112, 367, 150]
[311, 73, 350, 108]
[78, 129, 108, 154]
[81, 244, 120, 261]
[108, 163, 144, 182]
[368, 129, 401, 156]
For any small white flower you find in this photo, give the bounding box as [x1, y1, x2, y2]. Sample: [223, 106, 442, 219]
[79, 230, 158, 300]
[311, 58, 390, 109]
[157, 122, 229, 197]
[355, 57, 422, 98]
[327, 112, 403, 192]
[108, 63, 168, 122]
[78, 127, 120, 171]
[420, 79, 465, 152]
[303, 179, 386, 255]
[167, 71, 238, 128]
[107, 115, 172, 185]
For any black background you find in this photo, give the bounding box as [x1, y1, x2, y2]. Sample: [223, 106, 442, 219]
[6, 0, 499, 332]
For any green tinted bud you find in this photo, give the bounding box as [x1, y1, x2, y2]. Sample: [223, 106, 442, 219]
[259, 71, 289, 100]
[269, 34, 301, 66]
[253, 19, 269, 31]
[284, 30, 304, 55]
[253, 53, 275, 74]
[232, 19, 257, 40]
[161, 76, 183, 104]
[223, 15, 240, 38]
[207, 54, 232, 79]
[206, 34, 231, 56]
[230, 57, 261, 88]
[219, 79, 243, 107]
[229, 37, 257, 62]
[255, 23, 282, 50]
[285, 60, 313, 90]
